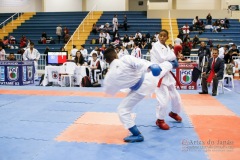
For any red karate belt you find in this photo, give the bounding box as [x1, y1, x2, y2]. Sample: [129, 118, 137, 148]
[207, 58, 216, 83]
[157, 71, 181, 90]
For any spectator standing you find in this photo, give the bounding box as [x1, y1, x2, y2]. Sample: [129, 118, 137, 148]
[56, 24, 62, 44]
[23, 42, 40, 80]
[123, 15, 128, 31]
[63, 27, 69, 39]
[112, 14, 118, 33]
[64, 34, 70, 43]
[198, 42, 211, 66]
[206, 13, 212, 25]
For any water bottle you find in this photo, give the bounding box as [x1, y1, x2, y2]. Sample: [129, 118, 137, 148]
[0, 66, 5, 81]
[23, 66, 27, 81]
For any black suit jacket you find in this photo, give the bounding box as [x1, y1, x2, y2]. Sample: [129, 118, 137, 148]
[205, 57, 224, 79]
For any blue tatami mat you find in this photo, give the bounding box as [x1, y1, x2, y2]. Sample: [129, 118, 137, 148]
[0, 121, 69, 141]
[33, 142, 125, 160]
[215, 91, 240, 116]
[121, 126, 208, 160]
[134, 99, 193, 128]
[0, 138, 51, 160]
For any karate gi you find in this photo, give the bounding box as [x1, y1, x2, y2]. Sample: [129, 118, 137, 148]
[151, 41, 182, 119]
[112, 17, 118, 32]
[104, 55, 173, 129]
[23, 48, 40, 80]
[131, 47, 141, 59]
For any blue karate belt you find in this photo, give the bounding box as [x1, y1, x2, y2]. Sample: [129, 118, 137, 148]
[130, 73, 145, 91]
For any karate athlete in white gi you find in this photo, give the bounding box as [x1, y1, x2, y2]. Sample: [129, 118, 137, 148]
[151, 29, 183, 130]
[23, 42, 40, 80]
[103, 48, 178, 142]
[112, 15, 118, 33]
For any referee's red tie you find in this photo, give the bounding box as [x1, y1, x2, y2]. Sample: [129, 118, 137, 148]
[207, 58, 216, 83]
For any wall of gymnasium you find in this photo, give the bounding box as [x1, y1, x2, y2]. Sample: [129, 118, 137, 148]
[0, 0, 42, 13]
[43, 0, 82, 12]
[85, 0, 126, 11]
[147, 0, 240, 19]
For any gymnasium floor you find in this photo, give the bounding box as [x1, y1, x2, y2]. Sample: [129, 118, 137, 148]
[0, 79, 239, 160]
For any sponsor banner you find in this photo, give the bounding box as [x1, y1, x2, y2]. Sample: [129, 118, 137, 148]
[176, 62, 198, 90]
[0, 61, 34, 86]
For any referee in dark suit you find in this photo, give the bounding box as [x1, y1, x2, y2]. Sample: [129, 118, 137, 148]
[199, 48, 224, 96]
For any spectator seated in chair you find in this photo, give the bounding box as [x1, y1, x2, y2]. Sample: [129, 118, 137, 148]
[199, 49, 224, 96]
[192, 35, 200, 48]
[174, 45, 191, 63]
[7, 53, 16, 61]
[88, 52, 102, 84]
[182, 23, 190, 34]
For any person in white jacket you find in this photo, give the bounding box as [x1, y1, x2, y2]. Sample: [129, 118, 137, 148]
[103, 48, 178, 143]
[150, 29, 183, 130]
[23, 42, 40, 80]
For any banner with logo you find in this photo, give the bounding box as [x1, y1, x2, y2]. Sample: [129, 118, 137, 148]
[0, 61, 34, 86]
[176, 62, 198, 90]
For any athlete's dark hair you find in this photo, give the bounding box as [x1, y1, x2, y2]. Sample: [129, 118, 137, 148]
[104, 48, 118, 63]
[160, 29, 169, 36]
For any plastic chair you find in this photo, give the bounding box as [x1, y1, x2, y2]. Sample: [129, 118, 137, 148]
[217, 79, 224, 95]
[60, 62, 77, 87]
[217, 64, 234, 95]
[223, 64, 234, 88]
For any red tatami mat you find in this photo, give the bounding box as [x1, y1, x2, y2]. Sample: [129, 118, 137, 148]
[55, 124, 128, 145]
[56, 112, 129, 144]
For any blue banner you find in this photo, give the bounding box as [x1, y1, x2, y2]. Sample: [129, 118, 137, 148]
[0, 61, 34, 85]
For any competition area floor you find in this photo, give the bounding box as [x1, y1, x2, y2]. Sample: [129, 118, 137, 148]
[0, 79, 240, 160]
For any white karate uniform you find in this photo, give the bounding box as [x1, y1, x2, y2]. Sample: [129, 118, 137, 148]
[104, 55, 173, 129]
[23, 48, 40, 80]
[80, 48, 88, 61]
[118, 49, 129, 59]
[0, 49, 6, 60]
[71, 48, 78, 60]
[151, 41, 182, 119]
[105, 33, 111, 44]
[112, 17, 118, 32]
[218, 47, 225, 59]
[182, 25, 190, 34]
[131, 47, 141, 59]
[99, 32, 106, 44]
